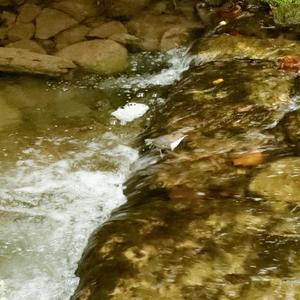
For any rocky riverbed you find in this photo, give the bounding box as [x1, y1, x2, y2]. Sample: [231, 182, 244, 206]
[1, 1, 300, 300]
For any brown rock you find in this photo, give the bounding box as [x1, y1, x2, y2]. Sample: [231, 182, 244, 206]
[0, 27, 8, 40]
[110, 32, 139, 45]
[37, 39, 56, 54]
[35, 8, 78, 39]
[0, 0, 24, 5]
[56, 39, 128, 74]
[55, 24, 90, 50]
[6, 39, 46, 54]
[160, 25, 190, 51]
[83, 18, 105, 28]
[0, 0, 13, 6]
[127, 14, 199, 51]
[87, 21, 127, 39]
[0, 47, 76, 76]
[101, 0, 151, 18]
[51, 0, 100, 22]
[1, 11, 16, 26]
[18, 3, 41, 23]
[7, 22, 35, 42]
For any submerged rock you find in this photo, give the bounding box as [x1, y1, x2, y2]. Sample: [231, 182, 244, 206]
[56, 39, 128, 74]
[250, 157, 300, 212]
[192, 34, 300, 64]
[0, 97, 21, 129]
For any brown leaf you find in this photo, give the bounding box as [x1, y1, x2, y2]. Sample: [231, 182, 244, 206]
[279, 56, 300, 71]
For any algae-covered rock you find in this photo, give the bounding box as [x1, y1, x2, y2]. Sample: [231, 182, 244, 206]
[56, 39, 128, 74]
[192, 34, 300, 64]
[265, 0, 300, 25]
[250, 157, 300, 211]
[72, 57, 296, 300]
[0, 98, 21, 129]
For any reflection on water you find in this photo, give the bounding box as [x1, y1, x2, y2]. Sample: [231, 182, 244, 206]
[0, 49, 191, 300]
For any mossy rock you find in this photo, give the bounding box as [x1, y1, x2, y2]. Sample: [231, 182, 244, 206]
[264, 0, 300, 25]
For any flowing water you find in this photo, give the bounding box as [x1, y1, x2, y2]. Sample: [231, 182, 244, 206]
[0, 49, 191, 300]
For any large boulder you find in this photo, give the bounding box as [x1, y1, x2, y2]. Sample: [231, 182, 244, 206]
[35, 8, 78, 39]
[56, 39, 128, 74]
[0, 47, 75, 76]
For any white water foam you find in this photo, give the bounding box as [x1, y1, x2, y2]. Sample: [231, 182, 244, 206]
[0, 136, 138, 300]
[97, 47, 193, 92]
[112, 102, 149, 125]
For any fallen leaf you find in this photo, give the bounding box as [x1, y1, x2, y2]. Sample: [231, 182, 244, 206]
[213, 78, 224, 85]
[237, 105, 253, 112]
[279, 56, 300, 71]
[232, 152, 265, 167]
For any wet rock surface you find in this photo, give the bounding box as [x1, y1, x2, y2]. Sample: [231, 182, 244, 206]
[72, 22, 300, 299]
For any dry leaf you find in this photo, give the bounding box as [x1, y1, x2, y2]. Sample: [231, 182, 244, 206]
[233, 152, 265, 167]
[279, 56, 300, 71]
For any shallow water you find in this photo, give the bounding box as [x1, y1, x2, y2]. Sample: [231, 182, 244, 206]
[0, 49, 191, 300]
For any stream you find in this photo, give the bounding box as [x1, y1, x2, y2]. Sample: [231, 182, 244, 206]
[2, 7, 300, 299]
[0, 49, 190, 300]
